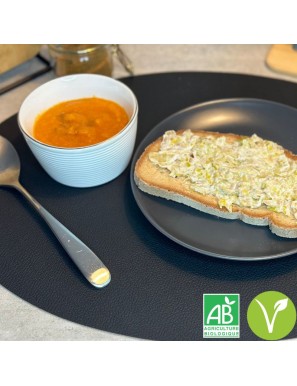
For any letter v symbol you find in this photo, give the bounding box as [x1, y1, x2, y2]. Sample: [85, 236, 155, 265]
[256, 298, 288, 333]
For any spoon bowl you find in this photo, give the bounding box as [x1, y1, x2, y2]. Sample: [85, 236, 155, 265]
[0, 136, 21, 184]
[0, 135, 111, 288]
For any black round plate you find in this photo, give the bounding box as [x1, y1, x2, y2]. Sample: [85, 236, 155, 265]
[130, 98, 297, 261]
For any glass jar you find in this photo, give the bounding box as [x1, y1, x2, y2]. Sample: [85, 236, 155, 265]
[48, 44, 113, 77]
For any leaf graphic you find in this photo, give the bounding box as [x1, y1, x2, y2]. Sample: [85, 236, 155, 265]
[256, 298, 289, 333]
[274, 298, 288, 312]
[225, 296, 235, 305]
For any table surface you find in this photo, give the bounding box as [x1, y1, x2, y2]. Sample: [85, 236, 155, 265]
[1, 44, 297, 341]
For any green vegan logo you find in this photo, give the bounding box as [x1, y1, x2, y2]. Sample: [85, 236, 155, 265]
[247, 291, 296, 340]
[203, 294, 240, 338]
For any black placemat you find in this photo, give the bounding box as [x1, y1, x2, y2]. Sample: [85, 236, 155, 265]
[1, 72, 297, 341]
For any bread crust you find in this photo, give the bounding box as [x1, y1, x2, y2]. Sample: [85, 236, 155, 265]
[134, 130, 297, 238]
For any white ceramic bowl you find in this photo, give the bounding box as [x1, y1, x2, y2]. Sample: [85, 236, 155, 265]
[18, 74, 138, 187]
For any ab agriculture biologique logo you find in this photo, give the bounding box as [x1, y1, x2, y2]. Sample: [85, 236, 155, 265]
[203, 294, 240, 338]
[203, 291, 296, 340]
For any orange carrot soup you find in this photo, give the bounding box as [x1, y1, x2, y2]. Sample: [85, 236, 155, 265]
[33, 97, 129, 147]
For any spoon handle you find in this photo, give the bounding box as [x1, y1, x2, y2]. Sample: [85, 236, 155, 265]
[14, 181, 111, 288]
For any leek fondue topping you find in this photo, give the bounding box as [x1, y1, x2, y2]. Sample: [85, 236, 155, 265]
[149, 130, 297, 218]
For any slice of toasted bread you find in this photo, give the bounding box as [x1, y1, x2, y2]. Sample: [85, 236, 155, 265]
[134, 129, 297, 238]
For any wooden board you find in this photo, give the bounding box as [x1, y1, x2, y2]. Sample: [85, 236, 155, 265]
[266, 44, 297, 76]
[0, 44, 41, 74]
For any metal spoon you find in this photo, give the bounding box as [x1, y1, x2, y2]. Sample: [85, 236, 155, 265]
[0, 135, 111, 288]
